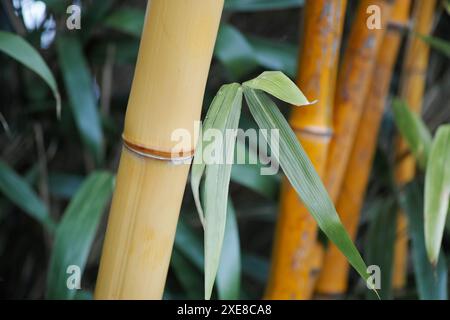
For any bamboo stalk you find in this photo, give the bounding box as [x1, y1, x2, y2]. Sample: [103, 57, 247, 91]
[265, 0, 347, 300]
[315, 0, 411, 296]
[324, 0, 393, 203]
[393, 0, 437, 291]
[94, 0, 223, 299]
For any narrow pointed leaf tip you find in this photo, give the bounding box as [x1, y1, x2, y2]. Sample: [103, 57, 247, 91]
[424, 125, 450, 265]
[243, 71, 313, 106]
[0, 31, 61, 117]
[243, 88, 370, 287]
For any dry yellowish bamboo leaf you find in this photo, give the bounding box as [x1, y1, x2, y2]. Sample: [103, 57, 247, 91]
[94, 0, 223, 299]
[265, 0, 346, 300]
[316, 0, 411, 295]
[393, 0, 437, 291]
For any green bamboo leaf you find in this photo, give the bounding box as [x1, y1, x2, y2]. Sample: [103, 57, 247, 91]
[215, 24, 259, 79]
[48, 172, 83, 199]
[224, 0, 304, 11]
[104, 8, 145, 37]
[401, 182, 448, 300]
[0, 160, 55, 232]
[244, 88, 370, 286]
[418, 34, 450, 58]
[200, 84, 242, 299]
[174, 211, 241, 300]
[46, 172, 114, 299]
[57, 36, 104, 164]
[216, 200, 241, 300]
[424, 125, 450, 264]
[392, 98, 432, 169]
[0, 31, 60, 116]
[248, 36, 298, 78]
[365, 198, 397, 300]
[243, 71, 312, 106]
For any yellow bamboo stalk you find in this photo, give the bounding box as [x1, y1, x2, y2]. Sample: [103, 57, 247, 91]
[265, 0, 347, 300]
[324, 0, 393, 203]
[393, 0, 437, 291]
[315, 0, 411, 295]
[94, 0, 223, 299]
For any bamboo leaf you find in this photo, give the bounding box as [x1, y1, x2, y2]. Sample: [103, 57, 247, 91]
[244, 88, 370, 285]
[224, 0, 304, 11]
[216, 200, 241, 300]
[424, 125, 450, 264]
[215, 24, 259, 80]
[248, 36, 298, 78]
[0, 31, 60, 116]
[174, 211, 241, 300]
[392, 98, 432, 169]
[48, 172, 83, 199]
[418, 34, 450, 58]
[104, 8, 145, 37]
[201, 84, 243, 299]
[243, 71, 312, 106]
[191, 85, 237, 225]
[57, 36, 104, 164]
[400, 182, 448, 300]
[0, 160, 55, 232]
[365, 198, 397, 300]
[46, 172, 114, 299]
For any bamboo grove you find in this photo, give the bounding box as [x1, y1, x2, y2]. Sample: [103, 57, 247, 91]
[0, 0, 448, 301]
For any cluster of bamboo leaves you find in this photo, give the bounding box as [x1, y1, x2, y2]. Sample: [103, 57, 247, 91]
[0, 0, 449, 300]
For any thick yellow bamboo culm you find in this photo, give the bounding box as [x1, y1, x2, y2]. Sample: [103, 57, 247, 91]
[94, 0, 224, 299]
[323, 0, 393, 204]
[393, 0, 437, 291]
[265, 0, 347, 300]
[315, 0, 411, 296]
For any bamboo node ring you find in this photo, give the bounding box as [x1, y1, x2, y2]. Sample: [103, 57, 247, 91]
[122, 135, 194, 164]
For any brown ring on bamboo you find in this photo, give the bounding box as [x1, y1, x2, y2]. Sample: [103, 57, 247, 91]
[122, 135, 194, 163]
[293, 126, 333, 140]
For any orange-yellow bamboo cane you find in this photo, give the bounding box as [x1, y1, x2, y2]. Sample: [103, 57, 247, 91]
[94, 0, 223, 299]
[265, 0, 347, 300]
[324, 0, 393, 203]
[315, 0, 411, 295]
[393, 0, 437, 291]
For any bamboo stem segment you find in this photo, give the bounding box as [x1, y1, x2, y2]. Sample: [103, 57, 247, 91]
[315, 0, 411, 295]
[324, 0, 393, 203]
[393, 0, 437, 291]
[265, 0, 347, 300]
[95, 0, 223, 299]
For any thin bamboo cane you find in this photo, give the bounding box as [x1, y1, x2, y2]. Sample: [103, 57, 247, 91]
[393, 0, 437, 291]
[324, 0, 393, 203]
[315, 0, 411, 295]
[94, 0, 223, 299]
[265, 0, 347, 300]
